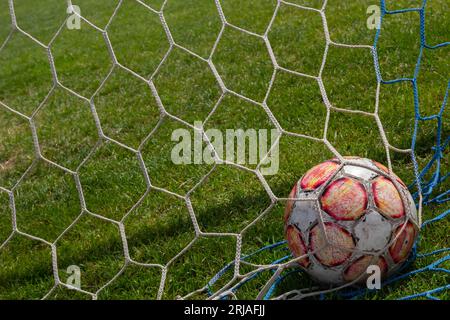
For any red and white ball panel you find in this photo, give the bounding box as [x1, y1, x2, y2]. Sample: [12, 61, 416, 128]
[389, 221, 417, 264]
[372, 176, 405, 219]
[284, 182, 298, 223]
[373, 160, 407, 188]
[309, 222, 355, 267]
[320, 177, 368, 221]
[300, 161, 339, 191]
[373, 160, 390, 174]
[286, 225, 310, 268]
[405, 190, 419, 224]
[343, 255, 388, 282]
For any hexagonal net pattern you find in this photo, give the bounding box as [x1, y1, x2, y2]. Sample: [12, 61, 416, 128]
[0, 0, 448, 300]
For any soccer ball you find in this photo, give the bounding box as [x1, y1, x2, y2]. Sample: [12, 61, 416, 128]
[284, 157, 419, 286]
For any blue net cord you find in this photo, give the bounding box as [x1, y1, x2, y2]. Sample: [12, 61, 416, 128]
[206, 240, 289, 296]
[207, 0, 449, 300]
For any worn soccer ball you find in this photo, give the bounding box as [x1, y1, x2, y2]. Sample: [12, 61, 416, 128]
[284, 157, 419, 286]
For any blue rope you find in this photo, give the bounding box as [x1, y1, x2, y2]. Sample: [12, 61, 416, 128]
[207, 0, 449, 300]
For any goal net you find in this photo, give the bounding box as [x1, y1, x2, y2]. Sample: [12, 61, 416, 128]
[0, 0, 448, 300]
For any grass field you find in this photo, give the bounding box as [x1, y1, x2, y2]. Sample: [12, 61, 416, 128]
[0, 0, 448, 299]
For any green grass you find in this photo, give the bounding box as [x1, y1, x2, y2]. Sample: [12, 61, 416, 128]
[0, 0, 449, 300]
